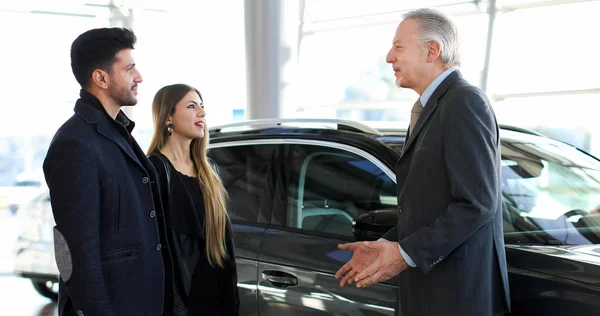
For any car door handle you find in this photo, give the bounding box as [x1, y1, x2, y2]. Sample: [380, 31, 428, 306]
[262, 270, 298, 287]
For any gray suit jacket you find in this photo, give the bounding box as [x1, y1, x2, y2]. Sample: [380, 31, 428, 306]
[382, 71, 510, 315]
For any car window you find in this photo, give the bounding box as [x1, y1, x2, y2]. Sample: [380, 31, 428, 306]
[13, 180, 41, 187]
[283, 144, 396, 238]
[209, 144, 276, 223]
[501, 140, 600, 245]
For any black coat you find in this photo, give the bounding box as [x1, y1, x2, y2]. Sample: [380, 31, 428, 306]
[382, 71, 510, 315]
[43, 91, 166, 316]
[149, 153, 240, 316]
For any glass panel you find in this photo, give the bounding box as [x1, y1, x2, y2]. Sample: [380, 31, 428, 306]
[303, 0, 472, 22]
[208, 145, 276, 223]
[501, 138, 600, 245]
[289, 12, 488, 122]
[285, 144, 396, 238]
[493, 94, 600, 157]
[489, 1, 600, 94]
[131, 2, 247, 151]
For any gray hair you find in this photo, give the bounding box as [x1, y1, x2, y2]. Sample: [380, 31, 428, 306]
[403, 8, 461, 67]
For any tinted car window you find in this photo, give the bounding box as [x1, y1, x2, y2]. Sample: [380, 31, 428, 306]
[209, 144, 276, 223]
[501, 140, 600, 245]
[284, 144, 396, 238]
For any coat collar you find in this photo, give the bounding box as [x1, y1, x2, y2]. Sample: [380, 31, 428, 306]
[74, 90, 135, 131]
[73, 90, 142, 168]
[400, 70, 463, 159]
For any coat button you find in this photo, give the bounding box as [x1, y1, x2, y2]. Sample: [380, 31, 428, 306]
[77, 310, 84, 316]
[156, 244, 162, 251]
[150, 211, 156, 218]
[142, 177, 149, 184]
[397, 206, 403, 213]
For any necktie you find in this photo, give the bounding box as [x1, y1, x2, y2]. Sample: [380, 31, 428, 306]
[409, 99, 423, 135]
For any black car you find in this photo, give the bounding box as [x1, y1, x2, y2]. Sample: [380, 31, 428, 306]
[207, 119, 600, 315]
[15, 118, 600, 315]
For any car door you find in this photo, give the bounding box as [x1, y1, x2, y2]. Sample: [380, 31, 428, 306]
[257, 140, 398, 315]
[208, 142, 281, 315]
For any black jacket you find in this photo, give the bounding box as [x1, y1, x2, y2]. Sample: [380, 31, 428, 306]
[149, 153, 240, 316]
[43, 90, 166, 316]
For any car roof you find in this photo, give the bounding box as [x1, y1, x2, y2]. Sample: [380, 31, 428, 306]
[209, 119, 389, 144]
[208, 118, 547, 145]
[207, 119, 600, 174]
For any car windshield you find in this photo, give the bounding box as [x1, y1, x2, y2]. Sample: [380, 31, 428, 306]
[381, 132, 600, 245]
[501, 140, 600, 245]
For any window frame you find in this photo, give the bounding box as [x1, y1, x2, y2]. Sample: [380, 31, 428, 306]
[269, 139, 396, 240]
[209, 140, 283, 226]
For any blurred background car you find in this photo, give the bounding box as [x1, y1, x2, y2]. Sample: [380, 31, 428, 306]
[13, 189, 58, 301]
[0, 172, 45, 216]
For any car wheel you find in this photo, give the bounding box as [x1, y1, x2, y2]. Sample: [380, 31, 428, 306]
[32, 280, 58, 301]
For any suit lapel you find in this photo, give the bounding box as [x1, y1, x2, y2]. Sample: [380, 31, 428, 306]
[401, 98, 439, 158]
[400, 70, 463, 160]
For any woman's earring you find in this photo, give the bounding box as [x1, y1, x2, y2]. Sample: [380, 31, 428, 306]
[167, 123, 173, 136]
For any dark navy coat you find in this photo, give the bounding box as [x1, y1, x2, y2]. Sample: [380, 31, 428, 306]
[43, 91, 166, 316]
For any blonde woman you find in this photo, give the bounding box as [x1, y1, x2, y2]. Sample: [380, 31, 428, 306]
[147, 84, 239, 316]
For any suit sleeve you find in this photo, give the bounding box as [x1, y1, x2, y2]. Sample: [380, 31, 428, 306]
[399, 87, 500, 274]
[378, 237, 417, 267]
[43, 137, 114, 315]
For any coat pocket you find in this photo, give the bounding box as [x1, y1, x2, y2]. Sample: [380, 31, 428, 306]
[101, 246, 143, 265]
[113, 184, 121, 233]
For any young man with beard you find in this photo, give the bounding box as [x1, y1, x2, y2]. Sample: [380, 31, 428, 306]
[43, 28, 171, 316]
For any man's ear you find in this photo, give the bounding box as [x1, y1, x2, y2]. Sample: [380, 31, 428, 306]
[91, 69, 109, 90]
[426, 41, 442, 63]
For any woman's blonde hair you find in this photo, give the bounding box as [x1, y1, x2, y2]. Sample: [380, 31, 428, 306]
[147, 84, 230, 268]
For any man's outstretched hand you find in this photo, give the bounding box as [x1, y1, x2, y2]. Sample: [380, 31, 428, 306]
[354, 241, 409, 288]
[335, 241, 380, 287]
[335, 241, 409, 288]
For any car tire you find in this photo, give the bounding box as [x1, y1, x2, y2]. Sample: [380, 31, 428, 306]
[32, 280, 58, 301]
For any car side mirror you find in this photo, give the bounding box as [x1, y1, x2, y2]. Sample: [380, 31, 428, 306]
[352, 208, 398, 241]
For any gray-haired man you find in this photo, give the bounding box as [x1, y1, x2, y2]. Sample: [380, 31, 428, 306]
[336, 8, 510, 316]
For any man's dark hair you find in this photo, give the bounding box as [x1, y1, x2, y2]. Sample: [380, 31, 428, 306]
[70, 27, 137, 88]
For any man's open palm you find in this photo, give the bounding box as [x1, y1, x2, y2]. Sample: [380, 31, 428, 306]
[335, 241, 380, 287]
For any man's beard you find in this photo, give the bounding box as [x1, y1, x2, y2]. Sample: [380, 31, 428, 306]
[109, 82, 137, 106]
